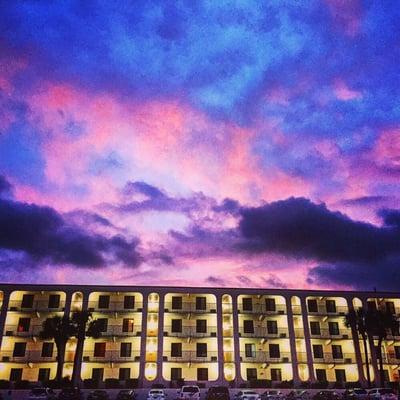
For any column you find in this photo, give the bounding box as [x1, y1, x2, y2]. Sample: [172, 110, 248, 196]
[300, 296, 316, 382]
[285, 295, 300, 385]
[216, 293, 225, 384]
[63, 291, 73, 317]
[138, 292, 149, 387]
[0, 290, 11, 350]
[346, 297, 366, 385]
[155, 292, 165, 385]
[232, 294, 244, 386]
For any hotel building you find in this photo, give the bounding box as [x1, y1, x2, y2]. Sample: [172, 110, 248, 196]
[0, 284, 400, 387]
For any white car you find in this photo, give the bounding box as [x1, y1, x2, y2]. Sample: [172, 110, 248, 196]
[27, 388, 57, 400]
[368, 389, 396, 400]
[179, 386, 201, 400]
[148, 389, 166, 400]
[235, 390, 261, 400]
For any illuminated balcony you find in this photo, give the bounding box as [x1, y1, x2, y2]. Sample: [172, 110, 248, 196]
[87, 301, 143, 313]
[82, 350, 141, 362]
[163, 325, 217, 338]
[163, 350, 218, 362]
[0, 350, 61, 363]
[99, 324, 142, 337]
[3, 324, 43, 337]
[238, 326, 289, 338]
[307, 305, 348, 316]
[313, 353, 356, 363]
[239, 351, 291, 363]
[238, 303, 286, 314]
[164, 302, 217, 314]
[8, 300, 66, 313]
[309, 329, 351, 339]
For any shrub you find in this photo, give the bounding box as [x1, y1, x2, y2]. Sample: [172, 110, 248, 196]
[311, 381, 328, 389]
[105, 378, 121, 389]
[125, 379, 139, 389]
[152, 383, 165, 388]
[14, 380, 31, 389]
[83, 379, 98, 389]
[276, 380, 294, 388]
[0, 380, 10, 389]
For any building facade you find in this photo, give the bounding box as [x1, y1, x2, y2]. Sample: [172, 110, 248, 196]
[0, 284, 400, 387]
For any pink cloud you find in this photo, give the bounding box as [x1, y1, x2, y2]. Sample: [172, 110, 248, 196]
[333, 79, 362, 101]
[325, 0, 363, 37]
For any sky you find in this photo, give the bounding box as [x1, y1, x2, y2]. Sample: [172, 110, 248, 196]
[0, 0, 400, 290]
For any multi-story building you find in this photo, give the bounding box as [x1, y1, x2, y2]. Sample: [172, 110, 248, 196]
[0, 284, 400, 387]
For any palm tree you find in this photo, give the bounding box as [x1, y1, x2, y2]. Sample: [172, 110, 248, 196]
[71, 310, 103, 386]
[39, 316, 74, 382]
[344, 308, 372, 387]
[368, 307, 400, 386]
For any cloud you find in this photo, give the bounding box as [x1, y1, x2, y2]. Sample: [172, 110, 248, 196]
[0, 175, 12, 197]
[0, 198, 141, 268]
[379, 208, 400, 228]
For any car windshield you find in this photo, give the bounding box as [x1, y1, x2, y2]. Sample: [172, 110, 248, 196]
[354, 390, 367, 395]
[32, 389, 47, 395]
[183, 388, 199, 393]
[150, 391, 163, 394]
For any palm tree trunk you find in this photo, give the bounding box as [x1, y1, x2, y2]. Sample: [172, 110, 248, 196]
[362, 334, 371, 387]
[55, 340, 66, 382]
[72, 332, 85, 386]
[378, 337, 385, 387]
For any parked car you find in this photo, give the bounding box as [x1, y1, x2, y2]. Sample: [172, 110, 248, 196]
[261, 391, 284, 400]
[343, 389, 368, 400]
[287, 391, 310, 400]
[234, 390, 261, 400]
[313, 391, 340, 400]
[178, 386, 201, 400]
[148, 389, 166, 400]
[117, 390, 136, 400]
[87, 391, 109, 400]
[28, 388, 57, 400]
[206, 386, 230, 400]
[368, 389, 397, 400]
[58, 387, 84, 400]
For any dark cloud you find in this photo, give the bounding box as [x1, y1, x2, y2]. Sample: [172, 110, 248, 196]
[378, 208, 400, 227]
[339, 195, 392, 206]
[0, 198, 141, 268]
[0, 175, 12, 197]
[262, 274, 288, 289]
[212, 198, 240, 214]
[239, 197, 400, 264]
[123, 181, 165, 199]
[206, 276, 226, 286]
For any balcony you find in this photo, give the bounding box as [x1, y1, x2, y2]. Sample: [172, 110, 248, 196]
[163, 326, 217, 338]
[292, 305, 302, 315]
[82, 350, 141, 362]
[164, 302, 217, 314]
[239, 327, 289, 338]
[238, 304, 287, 315]
[0, 350, 60, 363]
[163, 350, 218, 362]
[309, 329, 351, 339]
[382, 354, 400, 364]
[87, 301, 143, 313]
[99, 325, 142, 337]
[240, 351, 291, 363]
[307, 305, 348, 316]
[8, 300, 66, 313]
[3, 324, 43, 337]
[313, 353, 355, 363]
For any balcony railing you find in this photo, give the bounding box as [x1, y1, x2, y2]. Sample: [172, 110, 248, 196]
[99, 325, 142, 337]
[238, 304, 287, 314]
[292, 305, 302, 315]
[240, 351, 291, 363]
[309, 329, 351, 339]
[0, 350, 63, 363]
[8, 300, 66, 312]
[313, 353, 355, 363]
[239, 327, 289, 338]
[163, 350, 218, 362]
[87, 301, 143, 313]
[3, 324, 43, 337]
[164, 302, 217, 313]
[307, 305, 348, 315]
[82, 350, 141, 362]
[163, 326, 217, 337]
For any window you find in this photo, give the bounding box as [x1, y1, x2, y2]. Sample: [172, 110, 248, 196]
[265, 298, 276, 312]
[122, 318, 134, 333]
[17, 317, 30, 332]
[242, 298, 253, 311]
[124, 296, 135, 309]
[386, 301, 395, 314]
[367, 301, 377, 311]
[269, 343, 280, 358]
[171, 319, 182, 333]
[313, 344, 324, 359]
[21, 294, 34, 308]
[9, 368, 23, 382]
[197, 368, 208, 381]
[92, 368, 104, 382]
[196, 297, 207, 310]
[119, 368, 130, 380]
[326, 300, 336, 313]
[94, 342, 106, 357]
[310, 321, 321, 335]
[307, 299, 318, 312]
[48, 294, 60, 309]
[328, 322, 340, 336]
[395, 346, 400, 360]
[316, 369, 327, 382]
[196, 319, 207, 333]
[267, 320, 278, 334]
[98, 295, 110, 309]
[13, 342, 26, 357]
[120, 342, 132, 357]
[271, 368, 282, 381]
[245, 343, 255, 358]
[172, 296, 182, 309]
[246, 368, 257, 381]
[41, 342, 54, 358]
[243, 320, 254, 333]
[171, 342, 182, 357]
[335, 369, 346, 382]
[38, 368, 50, 382]
[97, 318, 108, 332]
[171, 367, 182, 380]
[332, 345, 343, 359]
[196, 343, 207, 357]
